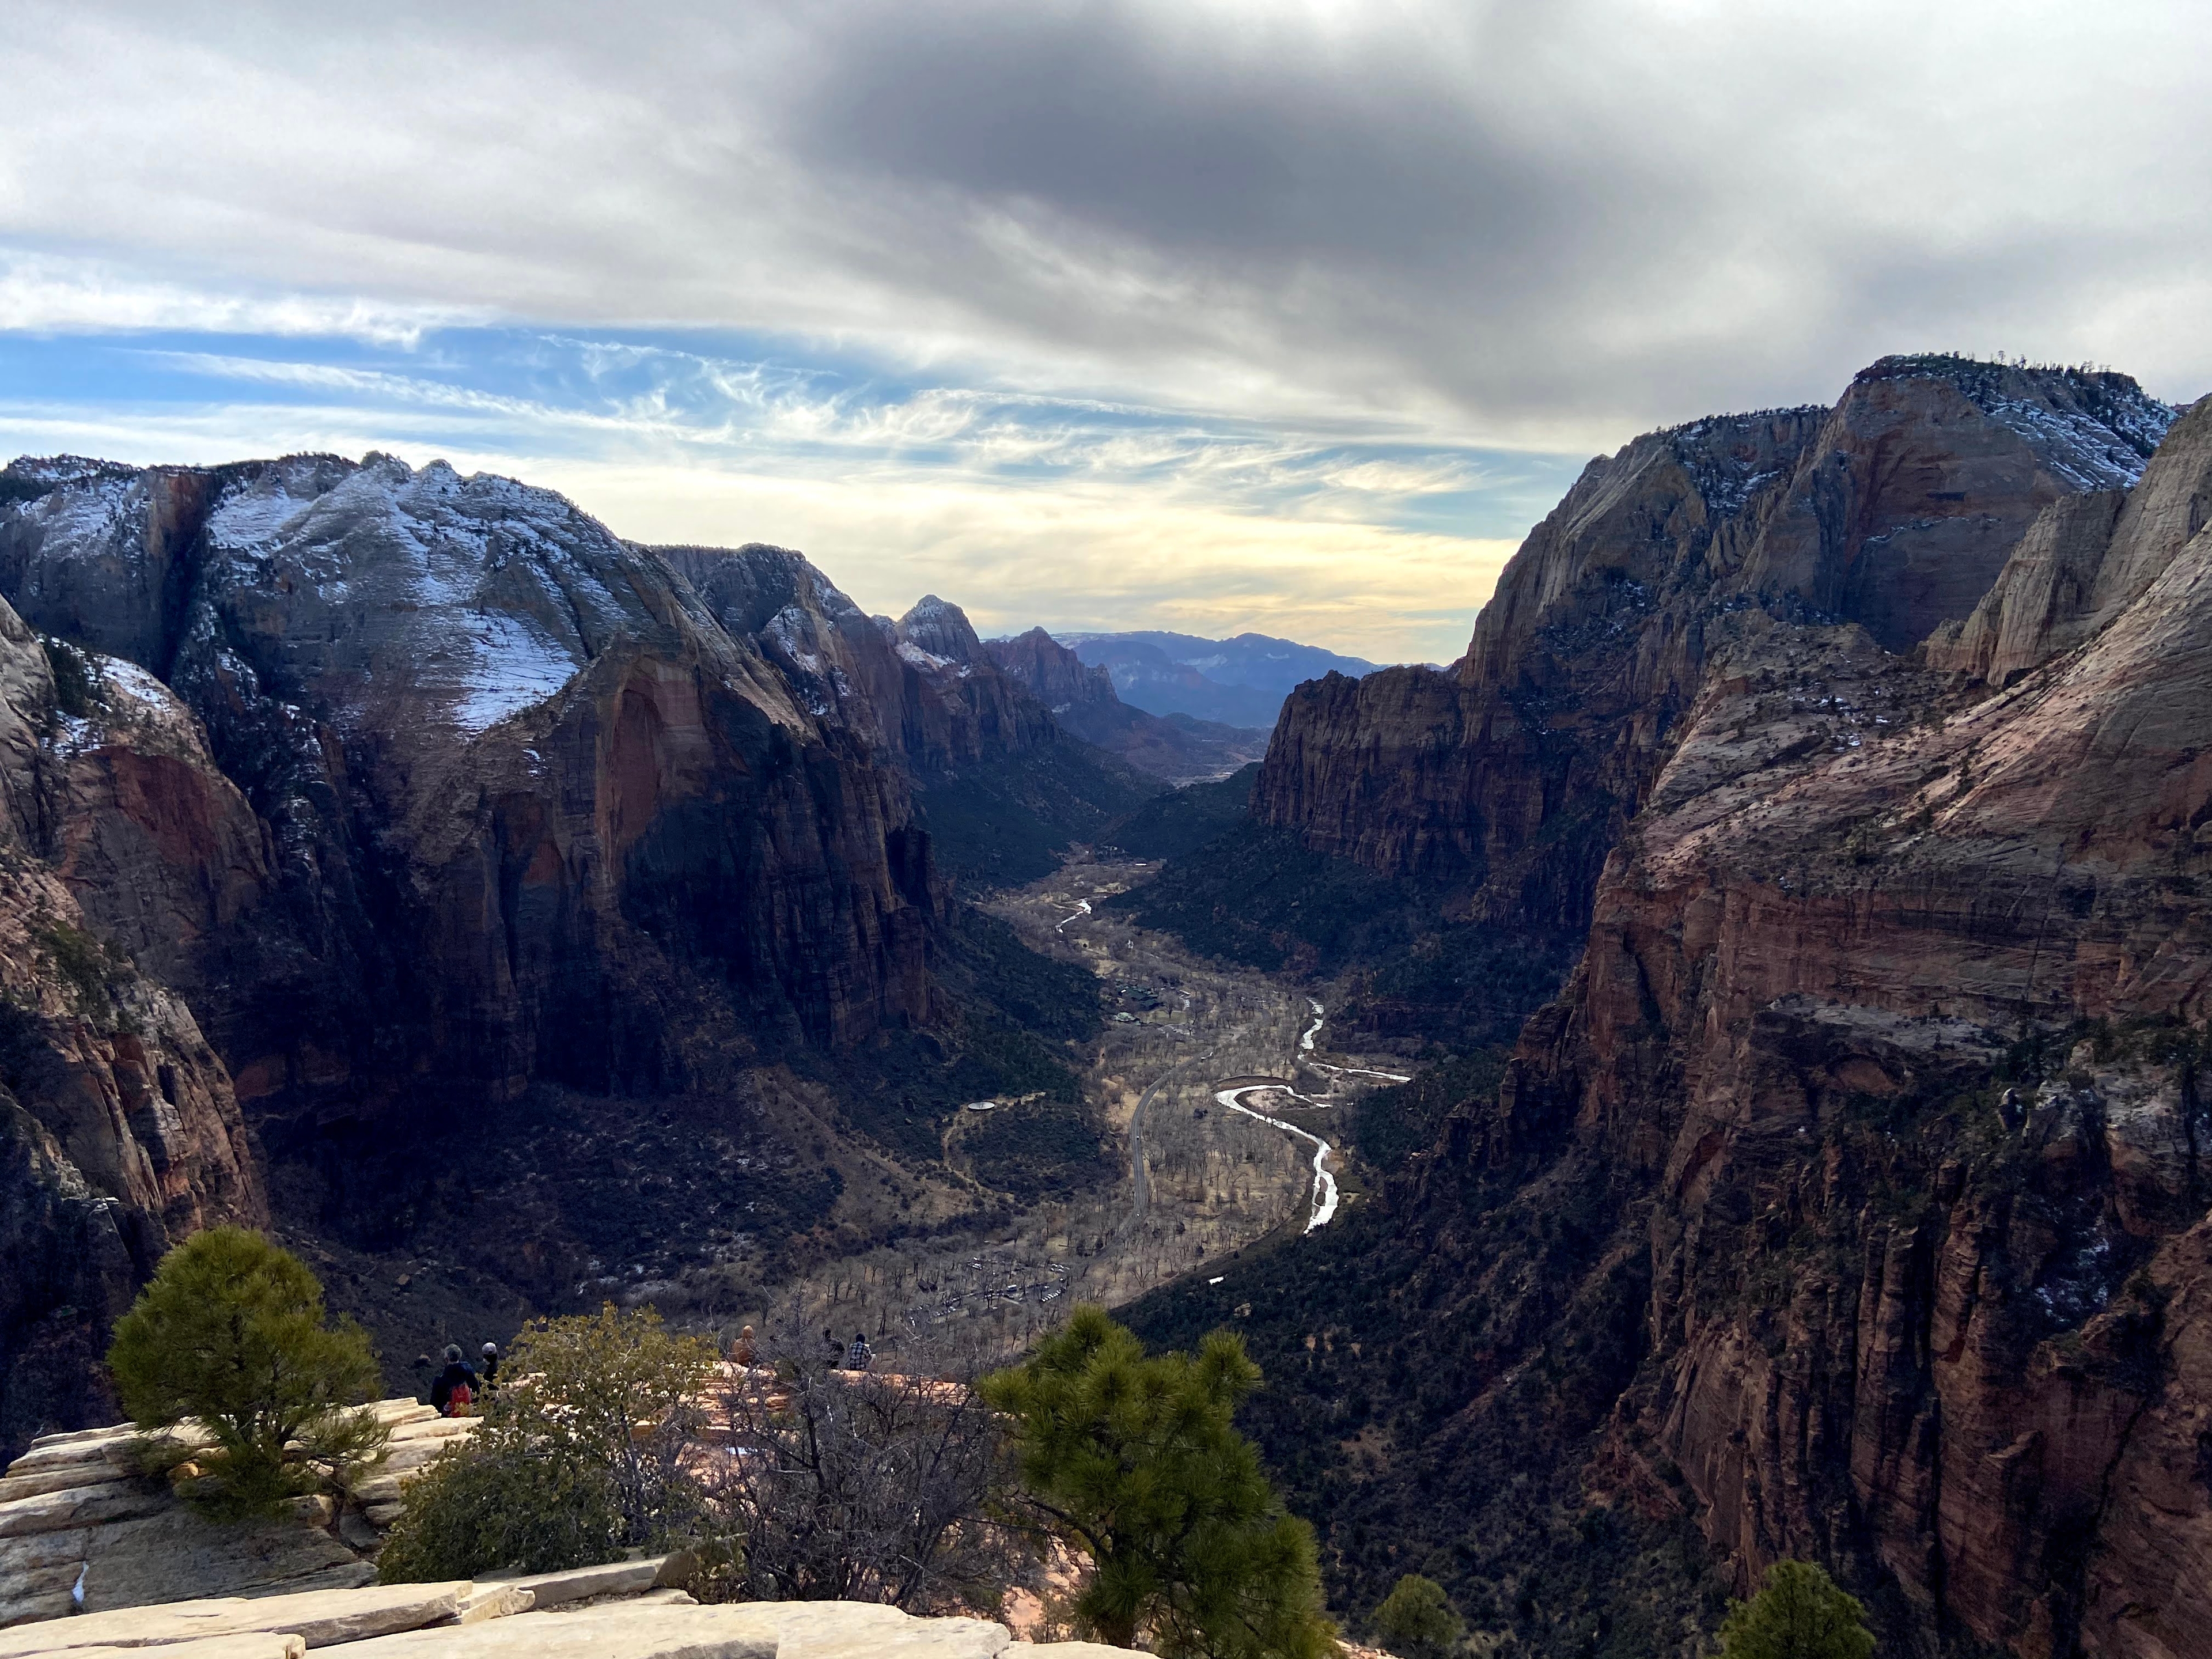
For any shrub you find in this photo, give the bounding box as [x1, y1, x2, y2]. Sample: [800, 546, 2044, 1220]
[105, 1228, 385, 1520]
[1717, 1560, 1874, 1659]
[1372, 1573, 1465, 1659]
[982, 1305, 1336, 1659]
[373, 1431, 624, 1582]
[378, 1304, 717, 1583]
[701, 1312, 1012, 1609]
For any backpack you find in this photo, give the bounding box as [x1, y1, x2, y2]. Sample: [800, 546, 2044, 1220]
[445, 1382, 474, 1417]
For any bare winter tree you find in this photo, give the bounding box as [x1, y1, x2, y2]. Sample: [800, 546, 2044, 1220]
[699, 1307, 1020, 1612]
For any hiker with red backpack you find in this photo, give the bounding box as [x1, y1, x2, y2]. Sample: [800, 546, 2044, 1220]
[430, 1343, 480, 1416]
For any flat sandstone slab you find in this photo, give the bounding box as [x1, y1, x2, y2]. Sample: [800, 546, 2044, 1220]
[48, 1640, 305, 1659]
[0, 1581, 495, 1656]
[340, 1601, 1016, 1659]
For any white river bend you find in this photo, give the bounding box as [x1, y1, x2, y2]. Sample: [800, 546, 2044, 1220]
[1207, 999, 1410, 1234]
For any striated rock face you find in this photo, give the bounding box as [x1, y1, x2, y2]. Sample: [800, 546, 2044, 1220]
[1256, 359, 2178, 933]
[1146, 360, 2211, 1657]
[1401, 397, 2212, 1656]
[0, 459, 941, 1159]
[986, 629, 1116, 717]
[1259, 404, 1828, 919]
[1930, 394, 2212, 687]
[0, 597, 263, 1457]
[665, 548, 1067, 784]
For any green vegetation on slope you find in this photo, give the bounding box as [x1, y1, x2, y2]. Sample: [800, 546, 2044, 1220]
[1103, 763, 1259, 861]
[983, 1306, 1336, 1659]
[964, 1094, 1119, 1201]
[1120, 1133, 1726, 1659]
[1350, 1050, 1509, 1173]
[1109, 818, 1574, 1051]
[916, 736, 1161, 888]
[380, 1305, 717, 1581]
[107, 1228, 387, 1519]
[1718, 1561, 1875, 1659]
[808, 903, 1105, 1166]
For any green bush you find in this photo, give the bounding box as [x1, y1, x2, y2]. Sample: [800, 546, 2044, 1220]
[982, 1306, 1336, 1659]
[1717, 1560, 1874, 1659]
[378, 1304, 717, 1583]
[373, 1433, 624, 1582]
[1372, 1573, 1465, 1659]
[105, 1228, 385, 1520]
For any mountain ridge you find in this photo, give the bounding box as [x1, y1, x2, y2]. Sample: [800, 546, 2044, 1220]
[1122, 357, 2211, 1659]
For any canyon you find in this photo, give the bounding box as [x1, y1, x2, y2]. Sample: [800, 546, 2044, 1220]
[0, 453, 1190, 1448]
[7, 347, 2212, 1659]
[1126, 357, 2212, 1659]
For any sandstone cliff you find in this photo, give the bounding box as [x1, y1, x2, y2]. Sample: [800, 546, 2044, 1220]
[1929, 394, 2212, 687]
[1132, 359, 2208, 1659]
[0, 457, 939, 1143]
[0, 596, 263, 1456]
[0, 456, 1122, 1455]
[1256, 358, 2177, 930]
[1509, 429, 2212, 1653]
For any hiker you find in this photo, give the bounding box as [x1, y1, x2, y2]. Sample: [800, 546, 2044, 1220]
[731, 1325, 756, 1368]
[430, 1343, 480, 1416]
[845, 1330, 873, 1372]
[825, 1328, 844, 1369]
[478, 1342, 501, 1388]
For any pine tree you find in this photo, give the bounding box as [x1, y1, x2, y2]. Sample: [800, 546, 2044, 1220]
[1372, 1573, 1465, 1659]
[1717, 1560, 1876, 1659]
[105, 1228, 385, 1518]
[982, 1305, 1335, 1659]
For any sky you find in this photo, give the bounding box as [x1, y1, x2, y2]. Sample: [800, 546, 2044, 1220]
[2, 1, 2206, 664]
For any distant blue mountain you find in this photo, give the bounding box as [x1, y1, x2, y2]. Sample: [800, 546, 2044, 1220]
[1055, 630, 1381, 729]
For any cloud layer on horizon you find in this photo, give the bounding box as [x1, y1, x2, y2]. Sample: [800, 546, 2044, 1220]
[2, 0, 2205, 658]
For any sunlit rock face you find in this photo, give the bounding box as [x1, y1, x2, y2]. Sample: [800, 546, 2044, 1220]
[665, 547, 1062, 782]
[1255, 358, 2178, 931]
[1245, 368, 2212, 1657]
[1514, 407, 2212, 1652]
[984, 628, 1267, 785]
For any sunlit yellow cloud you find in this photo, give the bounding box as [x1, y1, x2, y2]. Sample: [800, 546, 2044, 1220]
[547, 458, 1516, 663]
[0, 400, 1518, 663]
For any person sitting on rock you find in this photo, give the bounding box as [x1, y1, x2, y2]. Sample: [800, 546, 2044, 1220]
[845, 1331, 873, 1372]
[430, 1343, 480, 1416]
[478, 1342, 501, 1388]
[825, 1328, 845, 1369]
[732, 1325, 757, 1368]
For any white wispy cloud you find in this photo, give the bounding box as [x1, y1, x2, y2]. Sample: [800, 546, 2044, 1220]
[3, 0, 2205, 660]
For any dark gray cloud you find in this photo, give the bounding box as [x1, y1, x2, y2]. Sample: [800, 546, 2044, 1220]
[2, 0, 2206, 437]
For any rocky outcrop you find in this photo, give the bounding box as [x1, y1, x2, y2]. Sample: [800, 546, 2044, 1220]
[0, 457, 941, 1152]
[0, 597, 263, 1460]
[1258, 404, 1829, 918]
[1930, 394, 2212, 686]
[0, 1569, 1092, 1659]
[1402, 396, 2212, 1656]
[1256, 359, 2178, 932]
[0, 1411, 1135, 1657]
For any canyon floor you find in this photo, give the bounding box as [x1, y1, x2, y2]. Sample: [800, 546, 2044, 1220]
[284, 848, 1423, 1384]
[774, 850, 1418, 1359]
